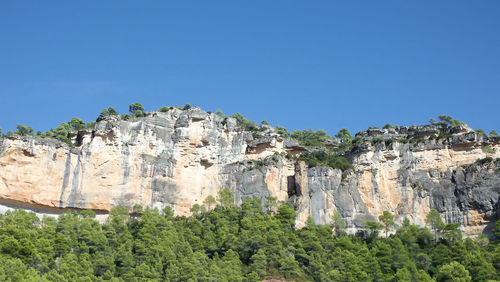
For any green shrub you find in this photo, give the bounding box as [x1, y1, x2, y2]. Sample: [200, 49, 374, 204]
[85, 121, 96, 129]
[276, 126, 290, 137]
[409, 137, 425, 144]
[369, 137, 394, 147]
[129, 102, 144, 116]
[40, 123, 71, 144]
[68, 117, 85, 131]
[335, 128, 351, 139]
[436, 115, 465, 127]
[291, 129, 329, 147]
[108, 107, 118, 115]
[331, 136, 363, 152]
[489, 130, 498, 136]
[252, 132, 263, 139]
[134, 110, 145, 117]
[476, 157, 493, 165]
[37, 116, 95, 146]
[370, 137, 386, 146]
[482, 146, 495, 154]
[97, 107, 118, 121]
[437, 132, 452, 139]
[121, 114, 132, 120]
[232, 113, 260, 132]
[15, 125, 34, 136]
[215, 109, 224, 117]
[330, 139, 355, 152]
[300, 151, 353, 171]
[158, 106, 169, 113]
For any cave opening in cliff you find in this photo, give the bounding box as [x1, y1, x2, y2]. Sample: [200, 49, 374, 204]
[287, 176, 301, 197]
[75, 132, 84, 147]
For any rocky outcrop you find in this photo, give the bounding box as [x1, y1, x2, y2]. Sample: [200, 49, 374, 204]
[300, 139, 500, 237]
[0, 107, 499, 237]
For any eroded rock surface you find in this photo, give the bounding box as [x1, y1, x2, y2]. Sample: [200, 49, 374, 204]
[0, 107, 498, 236]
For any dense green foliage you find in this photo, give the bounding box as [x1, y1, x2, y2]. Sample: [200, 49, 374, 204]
[99, 107, 118, 119]
[1, 201, 499, 281]
[15, 124, 34, 136]
[276, 126, 290, 137]
[4, 105, 122, 145]
[334, 128, 351, 139]
[482, 146, 496, 154]
[129, 103, 145, 117]
[35, 117, 95, 145]
[158, 106, 169, 113]
[215, 109, 224, 117]
[291, 129, 329, 147]
[434, 115, 466, 127]
[289, 128, 359, 168]
[299, 151, 353, 171]
[232, 113, 260, 132]
[288, 129, 356, 171]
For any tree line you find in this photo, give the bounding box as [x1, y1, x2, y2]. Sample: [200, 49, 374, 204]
[0, 189, 500, 281]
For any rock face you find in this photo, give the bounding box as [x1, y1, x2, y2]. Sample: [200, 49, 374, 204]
[0, 107, 499, 237]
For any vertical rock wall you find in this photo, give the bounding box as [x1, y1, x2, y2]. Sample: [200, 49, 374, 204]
[0, 107, 498, 236]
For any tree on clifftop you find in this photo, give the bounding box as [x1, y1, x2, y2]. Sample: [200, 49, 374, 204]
[335, 128, 351, 139]
[15, 125, 34, 136]
[437, 115, 464, 127]
[129, 102, 145, 117]
[68, 117, 85, 131]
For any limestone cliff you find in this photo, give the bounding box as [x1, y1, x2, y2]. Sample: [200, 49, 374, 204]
[0, 107, 499, 236]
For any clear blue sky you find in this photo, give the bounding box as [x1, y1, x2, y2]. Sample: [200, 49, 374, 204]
[1, 1, 498, 135]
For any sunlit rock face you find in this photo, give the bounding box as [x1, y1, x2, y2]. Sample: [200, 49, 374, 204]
[0, 107, 499, 236]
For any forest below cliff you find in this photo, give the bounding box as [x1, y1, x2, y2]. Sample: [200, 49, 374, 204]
[1, 193, 500, 282]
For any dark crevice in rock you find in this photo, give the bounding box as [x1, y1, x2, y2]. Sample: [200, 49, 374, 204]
[287, 175, 301, 197]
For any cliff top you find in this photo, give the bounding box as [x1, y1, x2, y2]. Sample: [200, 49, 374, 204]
[2, 104, 499, 171]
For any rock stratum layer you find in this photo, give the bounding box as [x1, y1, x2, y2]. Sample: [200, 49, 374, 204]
[0, 108, 499, 236]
